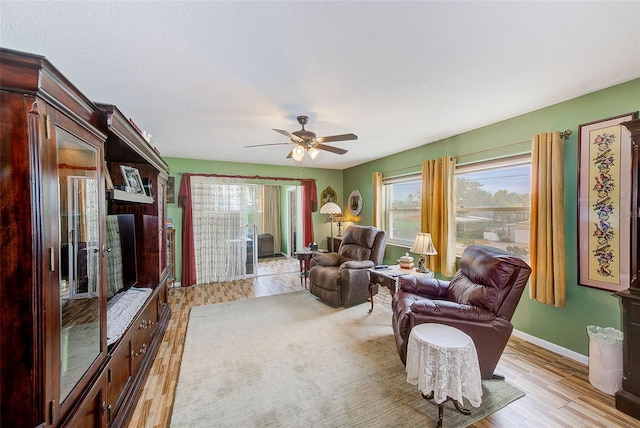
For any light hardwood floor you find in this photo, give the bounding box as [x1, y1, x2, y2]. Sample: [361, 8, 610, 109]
[127, 258, 639, 427]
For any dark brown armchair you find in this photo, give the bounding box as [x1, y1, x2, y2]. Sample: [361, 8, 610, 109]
[309, 225, 386, 307]
[391, 245, 531, 379]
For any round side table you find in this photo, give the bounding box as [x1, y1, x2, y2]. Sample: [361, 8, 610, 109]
[406, 323, 483, 427]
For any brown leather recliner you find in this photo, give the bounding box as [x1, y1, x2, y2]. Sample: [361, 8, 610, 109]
[309, 225, 386, 307]
[391, 245, 532, 379]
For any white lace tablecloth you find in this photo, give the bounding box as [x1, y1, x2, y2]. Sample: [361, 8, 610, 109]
[406, 323, 482, 407]
[107, 287, 152, 346]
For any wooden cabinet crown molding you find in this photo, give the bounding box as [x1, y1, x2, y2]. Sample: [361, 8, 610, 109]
[0, 47, 105, 141]
[96, 103, 168, 172]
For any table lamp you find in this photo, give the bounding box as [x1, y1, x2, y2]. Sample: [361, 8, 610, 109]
[333, 214, 347, 236]
[410, 232, 438, 273]
[320, 202, 342, 252]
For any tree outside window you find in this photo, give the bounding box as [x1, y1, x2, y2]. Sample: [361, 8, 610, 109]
[383, 176, 421, 245]
[455, 158, 531, 259]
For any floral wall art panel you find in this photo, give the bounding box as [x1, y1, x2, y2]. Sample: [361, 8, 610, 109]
[578, 112, 637, 291]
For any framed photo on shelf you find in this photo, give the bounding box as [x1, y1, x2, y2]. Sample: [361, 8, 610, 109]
[120, 165, 145, 195]
[103, 161, 114, 190]
[578, 111, 638, 291]
[142, 178, 153, 197]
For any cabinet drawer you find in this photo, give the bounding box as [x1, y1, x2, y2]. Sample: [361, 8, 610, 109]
[131, 298, 158, 371]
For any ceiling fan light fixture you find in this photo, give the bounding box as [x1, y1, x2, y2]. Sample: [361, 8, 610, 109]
[259, 116, 357, 161]
[292, 145, 305, 162]
[307, 147, 320, 160]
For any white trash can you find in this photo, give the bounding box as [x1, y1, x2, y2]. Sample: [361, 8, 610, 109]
[587, 325, 623, 395]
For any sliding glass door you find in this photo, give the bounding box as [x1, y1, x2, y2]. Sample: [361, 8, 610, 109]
[191, 177, 259, 282]
[188, 178, 305, 282]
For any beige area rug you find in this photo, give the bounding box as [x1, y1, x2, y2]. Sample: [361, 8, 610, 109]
[171, 291, 524, 427]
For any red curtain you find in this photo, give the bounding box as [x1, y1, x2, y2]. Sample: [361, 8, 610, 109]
[301, 179, 317, 246]
[177, 174, 196, 286]
[177, 173, 317, 286]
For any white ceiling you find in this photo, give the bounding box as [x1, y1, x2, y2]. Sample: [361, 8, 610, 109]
[2, 1, 639, 170]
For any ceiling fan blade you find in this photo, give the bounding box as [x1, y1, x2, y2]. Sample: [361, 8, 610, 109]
[244, 142, 293, 148]
[315, 133, 357, 143]
[286, 149, 293, 159]
[273, 128, 304, 143]
[316, 143, 348, 155]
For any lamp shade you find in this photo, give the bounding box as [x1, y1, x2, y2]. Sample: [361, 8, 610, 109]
[320, 202, 342, 215]
[410, 232, 437, 255]
[307, 147, 320, 160]
[292, 145, 305, 161]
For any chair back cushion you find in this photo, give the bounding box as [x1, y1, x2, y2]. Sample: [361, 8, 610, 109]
[446, 245, 531, 319]
[446, 270, 498, 312]
[338, 225, 386, 265]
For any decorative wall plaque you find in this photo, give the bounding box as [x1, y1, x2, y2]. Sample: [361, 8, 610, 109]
[348, 189, 363, 216]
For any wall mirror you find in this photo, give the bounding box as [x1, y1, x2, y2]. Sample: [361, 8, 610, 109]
[57, 127, 101, 401]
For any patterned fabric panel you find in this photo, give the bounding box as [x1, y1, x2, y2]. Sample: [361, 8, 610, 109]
[106, 215, 124, 299]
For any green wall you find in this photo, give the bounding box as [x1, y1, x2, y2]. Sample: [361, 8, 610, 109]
[162, 79, 638, 356]
[164, 158, 344, 283]
[342, 78, 640, 356]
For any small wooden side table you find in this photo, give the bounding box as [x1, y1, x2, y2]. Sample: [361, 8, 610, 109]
[327, 236, 343, 253]
[406, 323, 482, 427]
[367, 265, 434, 313]
[294, 251, 313, 289]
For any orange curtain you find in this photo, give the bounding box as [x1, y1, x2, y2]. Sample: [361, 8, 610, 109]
[372, 172, 383, 229]
[529, 132, 566, 307]
[420, 156, 457, 277]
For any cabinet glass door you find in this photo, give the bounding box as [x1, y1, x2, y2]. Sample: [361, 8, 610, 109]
[57, 127, 101, 401]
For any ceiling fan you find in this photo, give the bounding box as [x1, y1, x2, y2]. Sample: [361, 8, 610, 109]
[245, 115, 357, 161]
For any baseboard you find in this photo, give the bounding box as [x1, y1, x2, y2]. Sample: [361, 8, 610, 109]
[172, 281, 182, 288]
[512, 329, 589, 365]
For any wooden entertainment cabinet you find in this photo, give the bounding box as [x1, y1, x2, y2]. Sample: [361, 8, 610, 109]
[615, 117, 640, 419]
[0, 48, 170, 427]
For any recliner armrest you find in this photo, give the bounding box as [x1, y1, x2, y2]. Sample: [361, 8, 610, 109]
[398, 275, 449, 298]
[312, 252, 342, 267]
[340, 260, 375, 270]
[410, 299, 496, 322]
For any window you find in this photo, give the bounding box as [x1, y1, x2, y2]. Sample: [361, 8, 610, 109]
[455, 155, 531, 259]
[380, 155, 531, 257]
[383, 174, 422, 245]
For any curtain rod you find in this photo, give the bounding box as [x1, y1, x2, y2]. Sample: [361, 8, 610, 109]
[382, 129, 572, 176]
[180, 172, 316, 182]
[455, 129, 572, 160]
